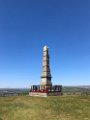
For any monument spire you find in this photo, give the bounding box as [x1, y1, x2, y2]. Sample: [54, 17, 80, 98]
[41, 45, 52, 89]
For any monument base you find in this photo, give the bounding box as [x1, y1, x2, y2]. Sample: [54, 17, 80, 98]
[29, 91, 62, 97]
[29, 92, 47, 97]
[29, 85, 62, 97]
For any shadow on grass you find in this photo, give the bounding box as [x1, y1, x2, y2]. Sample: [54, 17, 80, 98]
[0, 118, 3, 120]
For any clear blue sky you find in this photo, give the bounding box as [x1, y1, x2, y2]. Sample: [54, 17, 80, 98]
[0, 0, 90, 88]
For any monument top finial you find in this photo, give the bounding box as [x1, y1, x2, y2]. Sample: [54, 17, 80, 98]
[43, 45, 48, 51]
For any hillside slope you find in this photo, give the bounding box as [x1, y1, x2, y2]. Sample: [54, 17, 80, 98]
[0, 95, 90, 120]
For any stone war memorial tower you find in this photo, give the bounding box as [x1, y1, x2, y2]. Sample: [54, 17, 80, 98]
[29, 45, 62, 97]
[41, 46, 52, 90]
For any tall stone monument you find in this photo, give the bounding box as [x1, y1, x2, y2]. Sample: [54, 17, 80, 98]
[41, 46, 52, 90]
[29, 45, 62, 97]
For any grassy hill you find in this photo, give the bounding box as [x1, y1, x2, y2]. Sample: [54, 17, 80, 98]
[0, 95, 90, 120]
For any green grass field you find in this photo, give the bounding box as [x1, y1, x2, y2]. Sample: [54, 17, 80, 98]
[0, 95, 90, 120]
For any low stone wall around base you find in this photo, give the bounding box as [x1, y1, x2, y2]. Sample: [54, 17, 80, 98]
[29, 92, 47, 97]
[29, 91, 62, 97]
